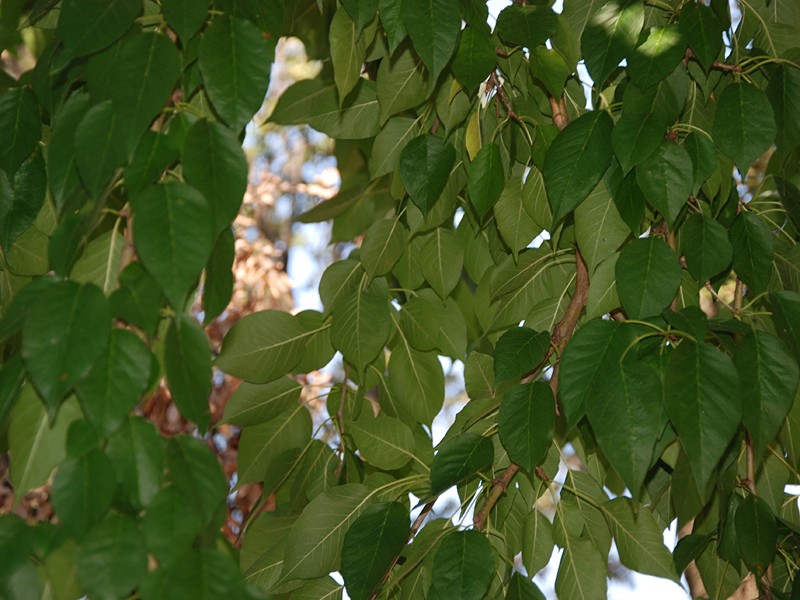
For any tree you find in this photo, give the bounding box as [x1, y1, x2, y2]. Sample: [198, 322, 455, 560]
[0, 0, 799, 598]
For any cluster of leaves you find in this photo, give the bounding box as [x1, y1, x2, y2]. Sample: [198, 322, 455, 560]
[1, 0, 800, 599]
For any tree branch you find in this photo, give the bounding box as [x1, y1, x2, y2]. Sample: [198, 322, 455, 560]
[473, 464, 520, 531]
[549, 95, 569, 132]
[488, 71, 522, 124]
[684, 48, 743, 73]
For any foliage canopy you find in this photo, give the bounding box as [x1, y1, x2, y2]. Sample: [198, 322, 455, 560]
[1, 0, 800, 599]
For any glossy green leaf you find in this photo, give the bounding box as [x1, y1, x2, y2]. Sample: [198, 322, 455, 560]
[125, 131, 179, 193]
[507, 573, 546, 600]
[199, 16, 274, 130]
[331, 278, 391, 373]
[611, 110, 665, 174]
[428, 530, 493, 600]
[679, 2, 723, 70]
[499, 382, 555, 473]
[419, 228, 463, 299]
[494, 175, 543, 257]
[203, 227, 235, 324]
[164, 314, 211, 432]
[574, 181, 629, 275]
[361, 217, 409, 277]
[555, 537, 607, 600]
[636, 140, 692, 226]
[74, 101, 128, 198]
[735, 331, 799, 461]
[682, 132, 718, 196]
[165, 436, 227, 526]
[468, 143, 505, 219]
[712, 82, 776, 170]
[544, 110, 615, 224]
[0, 149, 46, 251]
[452, 27, 495, 90]
[341, 0, 378, 31]
[582, 0, 644, 85]
[222, 376, 302, 426]
[495, 4, 558, 48]
[389, 341, 445, 424]
[183, 119, 248, 233]
[734, 495, 776, 575]
[0, 87, 41, 175]
[586, 252, 620, 318]
[341, 502, 409, 600]
[627, 25, 686, 90]
[430, 433, 493, 494]
[162, 0, 208, 41]
[77, 513, 148, 600]
[370, 117, 422, 178]
[238, 405, 311, 485]
[729, 211, 773, 295]
[330, 8, 366, 103]
[399, 134, 456, 215]
[522, 508, 554, 576]
[400, 0, 460, 79]
[680, 214, 732, 283]
[493, 327, 549, 389]
[51, 448, 116, 538]
[350, 416, 417, 470]
[131, 182, 214, 308]
[57, 0, 140, 58]
[21, 281, 110, 414]
[616, 237, 681, 319]
[665, 341, 741, 495]
[75, 329, 153, 436]
[109, 262, 163, 337]
[105, 417, 164, 509]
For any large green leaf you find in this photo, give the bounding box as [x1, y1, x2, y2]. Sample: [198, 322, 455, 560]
[665, 341, 741, 495]
[350, 416, 418, 471]
[734, 495, 776, 575]
[495, 4, 558, 48]
[636, 140, 693, 226]
[428, 531, 494, 600]
[340, 0, 378, 31]
[452, 27, 495, 91]
[610, 110, 665, 174]
[46, 92, 89, 211]
[164, 314, 212, 433]
[74, 329, 153, 436]
[581, 0, 644, 86]
[506, 573, 546, 600]
[182, 119, 248, 233]
[21, 281, 110, 414]
[51, 448, 116, 538]
[419, 227, 463, 299]
[430, 433, 493, 494]
[388, 341, 444, 425]
[199, 16, 274, 130]
[399, 134, 456, 215]
[554, 537, 607, 600]
[0, 87, 41, 175]
[142, 487, 205, 569]
[712, 82, 776, 170]
[679, 2, 723, 70]
[766, 64, 800, 153]
[57, 0, 140, 59]
[771, 291, 800, 362]
[735, 331, 799, 461]
[627, 25, 686, 89]
[361, 217, 408, 277]
[522, 508, 555, 576]
[331, 277, 391, 373]
[104, 417, 165, 509]
[616, 237, 681, 319]
[544, 110, 615, 224]
[682, 132, 718, 196]
[131, 182, 214, 308]
[370, 117, 422, 178]
[498, 382, 555, 473]
[74, 101, 128, 198]
[222, 376, 302, 426]
[493, 327, 550, 390]
[109, 262, 163, 337]
[680, 214, 733, 283]
[330, 8, 366, 103]
[162, 0, 208, 41]
[400, 0, 460, 79]
[729, 211, 773, 295]
[0, 149, 46, 251]
[217, 310, 310, 383]
[494, 175, 544, 258]
[165, 436, 227, 526]
[586, 252, 621, 318]
[468, 143, 505, 220]
[341, 502, 409, 600]
[574, 181, 629, 275]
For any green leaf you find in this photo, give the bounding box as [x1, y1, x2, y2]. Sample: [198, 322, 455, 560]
[586, 252, 620, 318]
[331, 8, 367, 103]
[735, 331, 799, 461]
[109, 262, 163, 337]
[430, 432, 493, 494]
[341, 0, 378, 31]
[522, 508, 554, 576]
[636, 139, 693, 226]
[712, 82, 776, 170]
[223, 377, 302, 426]
[729, 211, 773, 295]
[400, 0, 460, 80]
[341, 502, 409, 600]
[131, 182, 214, 308]
[495, 4, 558, 48]
[361, 217, 408, 277]
[771, 291, 800, 363]
[452, 27, 495, 91]
[388, 341, 445, 424]
[493, 327, 549, 390]
[682, 132, 718, 196]
[51, 449, 116, 538]
[605, 497, 678, 580]
[75, 329, 153, 436]
[465, 352, 495, 401]
[734, 495, 776, 575]
[331, 277, 391, 373]
[105, 417, 165, 509]
[679, 2, 723, 70]
[162, 0, 208, 41]
[530, 45, 571, 98]
[47, 92, 89, 211]
[587, 358, 663, 498]
[766, 64, 800, 153]
[164, 314, 212, 433]
[57, 0, 140, 59]
[419, 227, 463, 299]
[0, 87, 41, 175]
[379, 0, 407, 51]
[428, 530, 494, 600]
[70, 229, 124, 293]
[555, 537, 607, 600]
[665, 341, 741, 495]
[494, 175, 544, 257]
[581, 0, 644, 86]
[166, 436, 227, 526]
[203, 227, 235, 324]
[370, 117, 422, 179]
[141, 548, 245, 598]
[399, 134, 456, 215]
[574, 181, 629, 275]
[217, 310, 311, 383]
[238, 405, 311, 485]
[499, 382, 555, 473]
[506, 573, 546, 600]
[77, 513, 148, 600]
[627, 25, 686, 89]
[183, 119, 248, 233]
[74, 101, 128, 198]
[21, 281, 110, 414]
[199, 16, 274, 131]
[616, 237, 681, 319]
[544, 110, 615, 224]
[468, 143, 505, 219]
[350, 416, 418, 470]
[142, 487, 205, 569]
[0, 149, 46, 251]
[680, 214, 733, 283]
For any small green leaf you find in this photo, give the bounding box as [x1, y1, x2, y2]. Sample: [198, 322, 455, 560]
[493, 327, 550, 390]
[57, 0, 140, 58]
[51, 449, 116, 538]
[544, 110, 615, 224]
[627, 25, 686, 89]
[682, 132, 718, 195]
[419, 228, 463, 299]
[350, 416, 417, 471]
[331, 278, 391, 373]
[74, 101, 128, 198]
[109, 262, 163, 337]
[162, 0, 208, 41]
[582, 0, 644, 85]
[400, 0, 460, 79]
[495, 4, 558, 48]
[729, 211, 773, 295]
[555, 537, 608, 600]
[712, 82, 776, 170]
[361, 217, 409, 277]
[341, 502, 409, 600]
[506, 572, 546, 600]
[766, 64, 800, 153]
[164, 314, 212, 433]
[0, 87, 41, 176]
[142, 487, 205, 569]
[616, 237, 681, 319]
[0, 149, 46, 251]
[636, 140, 693, 226]
[131, 182, 214, 308]
[428, 530, 494, 600]
[499, 382, 555, 473]
[530, 46, 571, 98]
[105, 417, 165, 509]
[370, 117, 422, 178]
[734, 495, 777, 575]
[771, 291, 800, 362]
[238, 405, 311, 485]
[586, 252, 621, 318]
[340, 0, 378, 32]
[679, 2, 723, 70]
[388, 342, 445, 424]
[222, 376, 302, 426]
[166, 436, 227, 526]
[331, 8, 367, 103]
[430, 433, 493, 494]
[494, 175, 544, 257]
[680, 214, 733, 283]
[199, 16, 274, 130]
[574, 181, 629, 275]
[399, 134, 456, 215]
[522, 508, 554, 576]
[452, 27, 495, 91]
[468, 143, 505, 219]
[203, 228, 235, 324]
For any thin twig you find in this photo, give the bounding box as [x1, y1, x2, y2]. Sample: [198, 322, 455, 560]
[684, 48, 743, 73]
[473, 464, 520, 531]
[705, 281, 737, 314]
[488, 71, 522, 124]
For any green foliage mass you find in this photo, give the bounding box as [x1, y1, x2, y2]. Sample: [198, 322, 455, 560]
[0, 0, 800, 598]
